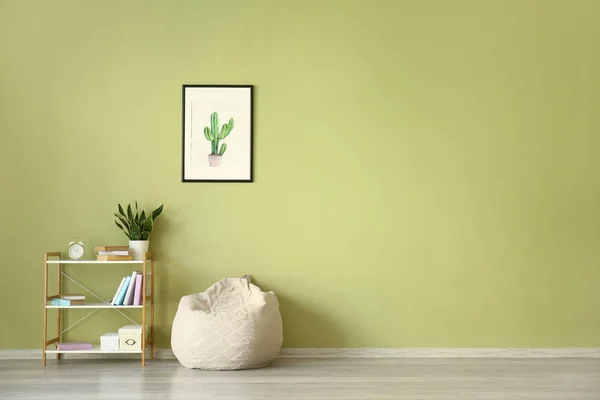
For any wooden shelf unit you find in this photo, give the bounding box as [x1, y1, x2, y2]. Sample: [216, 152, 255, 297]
[42, 252, 155, 366]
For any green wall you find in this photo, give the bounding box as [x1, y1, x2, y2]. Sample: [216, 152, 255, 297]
[1, 0, 599, 349]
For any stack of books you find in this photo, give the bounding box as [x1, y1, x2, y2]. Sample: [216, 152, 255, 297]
[95, 245, 132, 261]
[111, 271, 144, 306]
[51, 295, 86, 306]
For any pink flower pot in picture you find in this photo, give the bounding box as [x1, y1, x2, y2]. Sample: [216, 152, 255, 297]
[208, 155, 222, 167]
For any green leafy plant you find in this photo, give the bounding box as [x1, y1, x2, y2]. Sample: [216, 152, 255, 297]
[204, 111, 234, 156]
[114, 202, 163, 240]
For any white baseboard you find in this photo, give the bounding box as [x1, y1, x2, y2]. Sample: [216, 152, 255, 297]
[0, 349, 176, 360]
[2, 348, 600, 360]
[277, 348, 600, 358]
[0, 350, 39, 360]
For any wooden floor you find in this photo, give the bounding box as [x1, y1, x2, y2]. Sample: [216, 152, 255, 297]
[1, 358, 599, 399]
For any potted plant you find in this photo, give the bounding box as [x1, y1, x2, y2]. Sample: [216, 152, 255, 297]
[114, 202, 163, 260]
[204, 111, 234, 167]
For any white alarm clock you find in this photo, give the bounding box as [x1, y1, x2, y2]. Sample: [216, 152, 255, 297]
[68, 240, 85, 260]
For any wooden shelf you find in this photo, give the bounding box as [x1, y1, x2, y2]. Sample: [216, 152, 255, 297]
[46, 302, 144, 309]
[46, 260, 143, 264]
[45, 346, 147, 354]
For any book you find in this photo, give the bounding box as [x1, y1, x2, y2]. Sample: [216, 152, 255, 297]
[96, 255, 133, 261]
[115, 276, 131, 305]
[98, 250, 130, 256]
[56, 342, 92, 350]
[51, 299, 84, 306]
[95, 245, 129, 251]
[60, 295, 85, 300]
[111, 277, 127, 305]
[133, 274, 143, 306]
[123, 271, 138, 305]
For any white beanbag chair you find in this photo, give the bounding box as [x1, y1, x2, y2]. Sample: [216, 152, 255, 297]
[171, 276, 283, 370]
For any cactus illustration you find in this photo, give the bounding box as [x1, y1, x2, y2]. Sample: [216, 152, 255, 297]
[203, 111, 234, 156]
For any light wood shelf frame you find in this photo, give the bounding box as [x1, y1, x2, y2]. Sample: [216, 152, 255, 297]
[42, 252, 155, 366]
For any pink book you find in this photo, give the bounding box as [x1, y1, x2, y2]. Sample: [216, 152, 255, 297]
[57, 342, 92, 350]
[133, 274, 143, 305]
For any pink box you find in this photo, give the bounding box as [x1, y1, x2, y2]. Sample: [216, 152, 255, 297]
[57, 342, 92, 350]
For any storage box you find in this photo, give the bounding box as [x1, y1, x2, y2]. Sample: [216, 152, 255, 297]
[118, 325, 142, 351]
[100, 332, 119, 351]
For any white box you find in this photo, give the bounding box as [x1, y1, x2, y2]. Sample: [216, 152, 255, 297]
[118, 325, 143, 351]
[100, 332, 119, 351]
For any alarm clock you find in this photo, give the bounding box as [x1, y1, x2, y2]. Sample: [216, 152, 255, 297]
[68, 240, 85, 260]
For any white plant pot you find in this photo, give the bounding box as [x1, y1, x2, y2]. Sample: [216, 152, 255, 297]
[208, 154, 222, 167]
[129, 240, 149, 260]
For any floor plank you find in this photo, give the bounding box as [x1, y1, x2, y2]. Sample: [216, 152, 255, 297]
[1, 358, 599, 399]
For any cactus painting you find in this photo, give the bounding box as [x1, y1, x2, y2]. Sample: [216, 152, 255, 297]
[182, 85, 253, 182]
[203, 111, 234, 167]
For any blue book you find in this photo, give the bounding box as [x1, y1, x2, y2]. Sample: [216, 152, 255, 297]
[51, 299, 71, 306]
[115, 277, 131, 305]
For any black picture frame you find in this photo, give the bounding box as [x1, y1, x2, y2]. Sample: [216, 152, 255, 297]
[181, 85, 253, 182]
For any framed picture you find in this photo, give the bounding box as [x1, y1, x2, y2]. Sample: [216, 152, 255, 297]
[182, 85, 253, 182]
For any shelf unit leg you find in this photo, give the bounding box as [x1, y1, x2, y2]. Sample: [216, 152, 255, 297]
[56, 261, 62, 360]
[42, 255, 48, 367]
[150, 255, 155, 360]
[141, 254, 147, 367]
